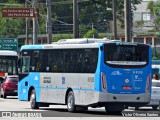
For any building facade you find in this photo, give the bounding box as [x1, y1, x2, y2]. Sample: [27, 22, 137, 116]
[133, 0, 156, 32]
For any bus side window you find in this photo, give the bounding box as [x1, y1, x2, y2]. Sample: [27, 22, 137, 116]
[76, 51, 83, 73]
[64, 52, 69, 72]
[57, 50, 63, 72]
[84, 56, 90, 72]
[33, 50, 45, 72]
[90, 49, 98, 73]
[30, 51, 36, 72]
[49, 50, 63, 73]
[68, 51, 76, 73]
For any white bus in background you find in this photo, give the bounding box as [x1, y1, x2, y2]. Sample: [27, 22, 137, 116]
[0, 50, 18, 84]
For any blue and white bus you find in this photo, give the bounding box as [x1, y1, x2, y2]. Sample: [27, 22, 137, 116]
[18, 39, 152, 113]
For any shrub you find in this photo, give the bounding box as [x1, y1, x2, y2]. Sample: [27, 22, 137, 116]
[52, 34, 73, 42]
[83, 29, 99, 38]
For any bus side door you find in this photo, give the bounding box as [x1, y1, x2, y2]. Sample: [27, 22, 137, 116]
[18, 56, 30, 101]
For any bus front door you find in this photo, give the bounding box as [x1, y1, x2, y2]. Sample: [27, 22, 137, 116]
[18, 57, 30, 101]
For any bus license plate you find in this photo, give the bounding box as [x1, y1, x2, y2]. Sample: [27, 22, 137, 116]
[122, 86, 131, 90]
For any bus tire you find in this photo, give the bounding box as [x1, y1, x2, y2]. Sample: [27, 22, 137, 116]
[67, 91, 76, 112]
[0, 93, 3, 98]
[3, 94, 6, 99]
[30, 90, 39, 109]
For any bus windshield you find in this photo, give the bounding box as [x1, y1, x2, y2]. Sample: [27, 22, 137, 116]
[104, 44, 149, 68]
[0, 56, 18, 75]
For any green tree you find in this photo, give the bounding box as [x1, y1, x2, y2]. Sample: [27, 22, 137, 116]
[0, 0, 26, 38]
[147, 0, 160, 60]
[0, 0, 47, 38]
[133, 20, 144, 32]
[52, 0, 73, 34]
[52, 0, 142, 36]
[152, 56, 158, 60]
[147, 0, 160, 31]
[83, 29, 99, 38]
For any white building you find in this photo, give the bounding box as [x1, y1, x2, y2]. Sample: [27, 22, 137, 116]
[133, 0, 156, 32]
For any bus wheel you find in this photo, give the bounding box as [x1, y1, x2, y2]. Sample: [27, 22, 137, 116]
[3, 94, 6, 99]
[30, 90, 39, 109]
[67, 91, 76, 112]
[0, 92, 3, 98]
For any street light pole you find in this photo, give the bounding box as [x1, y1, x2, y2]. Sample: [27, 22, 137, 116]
[112, 0, 117, 40]
[46, 0, 52, 44]
[73, 0, 79, 38]
[25, 0, 29, 45]
[32, 0, 38, 44]
[124, 0, 131, 42]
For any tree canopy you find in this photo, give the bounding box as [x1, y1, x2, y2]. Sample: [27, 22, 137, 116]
[147, 0, 160, 31]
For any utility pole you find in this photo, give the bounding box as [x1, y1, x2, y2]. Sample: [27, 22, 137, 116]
[112, 0, 117, 40]
[46, 0, 52, 44]
[32, 0, 38, 44]
[124, 0, 131, 42]
[73, 0, 79, 38]
[25, 0, 29, 45]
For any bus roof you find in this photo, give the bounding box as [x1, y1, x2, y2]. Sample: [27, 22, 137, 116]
[21, 43, 100, 50]
[55, 38, 121, 44]
[20, 39, 148, 51]
[21, 38, 121, 50]
[0, 50, 17, 56]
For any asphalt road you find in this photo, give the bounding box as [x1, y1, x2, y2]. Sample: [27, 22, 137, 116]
[0, 96, 160, 120]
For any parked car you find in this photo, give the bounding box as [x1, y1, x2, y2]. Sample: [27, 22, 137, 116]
[0, 75, 18, 99]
